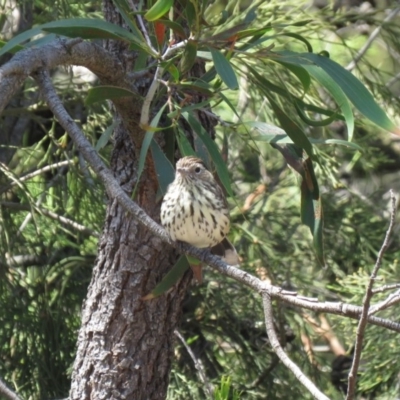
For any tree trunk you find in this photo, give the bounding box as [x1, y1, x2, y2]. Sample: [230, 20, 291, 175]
[69, 123, 192, 399]
[69, 2, 197, 399]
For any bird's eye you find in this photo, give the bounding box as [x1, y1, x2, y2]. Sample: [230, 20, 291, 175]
[194, 167, 201, 173]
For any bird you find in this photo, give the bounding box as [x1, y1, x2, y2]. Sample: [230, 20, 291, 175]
[160, 156, 239, 282]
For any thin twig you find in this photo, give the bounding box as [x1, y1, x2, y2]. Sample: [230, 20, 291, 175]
[346, 7, 400, 71]
[126, 0, 158, 55]
[386, 71, 400, 88]
[372, 282, 400, 294]
[0, 160, 72, 194]
[1, 201, 99, 237]
[369, 289, 400, 315]
[262, 293, 330, 400]
[174, 330, 214, 398]
[346, 191, 397, 400]
[0, 378, 22, 400]
[140, 65, 164, 127]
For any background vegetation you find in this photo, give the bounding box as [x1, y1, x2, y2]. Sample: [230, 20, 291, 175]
[1, 0, 400, 398]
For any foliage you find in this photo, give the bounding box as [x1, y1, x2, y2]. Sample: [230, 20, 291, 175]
[1, 0, 400, 398]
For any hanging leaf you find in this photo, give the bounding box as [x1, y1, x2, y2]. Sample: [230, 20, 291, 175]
[182, 112, 233, 196]
[95, 121, 117, 151]
[40, 18, 138, 41]
[176, 128, 196, 157]
[209, 47, 239, 90]
[142, 255, 190, 300]
[132, 103, 168, 199]
[278, 62, 311, 93]
[272, 144, 325, 266]
[179, 40, 198, 75]
[299, 65, 354, 140]
[0, 27, 42, 56]
[267, 96, 314, 157]
[144, 0, 174, 22]
[150, 139, 175, 196]
[85, 86, 140, 105]
[273, 51, 398, 133]
[112, 0, 144, 40]
[245, 121, 362, 151]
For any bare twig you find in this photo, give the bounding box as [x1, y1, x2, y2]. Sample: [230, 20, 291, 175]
[346, 7, 400, 71]
[126, 0, 158, 55]
[346, 191, 397, 400]
[139, 41, 188, 127]
[0, 160, 73, 194]
[139, 65, 163, 127]
[372, 283, 400, 294]
[1, 201, 99, 237]
[174, 330, 214, 398]
[369, 289, 400, 315]
[0, 377, 22, 400]
[262, 293, 330, 400]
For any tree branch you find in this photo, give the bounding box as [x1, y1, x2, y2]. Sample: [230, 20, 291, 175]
[1, 201, 99, 237]
[262, 292, 329, 400]
[0, 160, 73, 195]
[174, 330, 214, 398]
[0, 38, 132, 114]
[0, 377, 22, 400]
[369, 289, 400, 315]
[346, 191, 397, 400]
[346, 7, 400, 71]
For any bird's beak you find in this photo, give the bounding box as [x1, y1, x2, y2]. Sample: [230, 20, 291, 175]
[177, 167, 189, 177]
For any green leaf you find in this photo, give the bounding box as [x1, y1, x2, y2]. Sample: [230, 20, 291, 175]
[294, 100, 338, 127]
[112, 0, 146, 40]
[278, 62, 311, 93]
[182, 112, 233, 196]
[208, 23, 250, 42]
[95, 121, 117, 151]
[300, 65, 354, 140]
[142, 255, 190, 300]
[246, 121, 362, 151]
[0, 27, 42, 56]
[209, 48, 238, 90]
[132, 103, 168, 199]
[0, 40, 23, 54]
[144, 0, 174, 21]
[150, 139, 175, 196]
[41, 18, 138, 41]
[85, 86, 140, 105]
[158, 19, 187, 39]
[219, 92, 242, 121]
[179, 40, 198, 75]
[280, 32, 313, 52]
[272, 144, 325, 265]
[275, 51, 397, 133]
[176, 128, 196, 156]
[267, 96, 314, 157]
[167, 99, 212, 119]
[301, 185, 324, 266]
[167, 63, 180, 82]
[177, 82, 214, 97]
